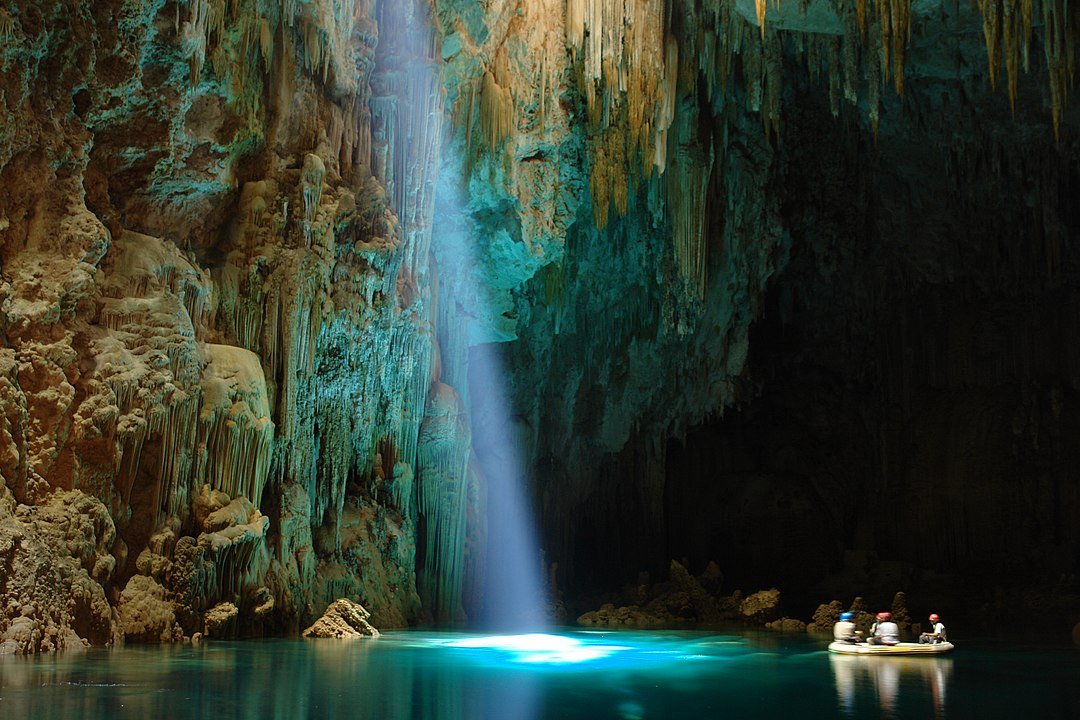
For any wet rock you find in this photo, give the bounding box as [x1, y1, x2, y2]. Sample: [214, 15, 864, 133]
[204, 602, 239, 639]
[807, 600, 844, 633]
[302, 599, 380, 639]
[739, 588, 781, 624]
[119, 575, 181, 643]
[0, 490, 122, 654]
[891, 591, 912, 633]
[765, 617, 807, 632]
[577, 603, 668, 628]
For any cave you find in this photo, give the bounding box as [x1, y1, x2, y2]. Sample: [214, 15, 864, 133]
[2, 0, 1080, 716]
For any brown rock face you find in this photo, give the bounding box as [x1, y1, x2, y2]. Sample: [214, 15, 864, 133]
[118, 575, 181, 644]
[739, 589, 782, 624]
[302, 599, 380, 639]
[204, 602, 239, 639]
[0, 490, 122, 654]
[0, 0, 449, 648]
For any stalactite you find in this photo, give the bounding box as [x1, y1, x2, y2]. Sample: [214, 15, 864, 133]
[198, 345, 274, 510]
[0, 8, 16, 41]
[668, 115, 714, 300]
[843, 30, 858, 104]
[1040, 0, 1079, 139]
[480, 69, 514, 155]
[889, 0, 910, 95]
[868, 20, 883, 133]
[981, 0, 1003, 90]
[743, 32, 764, 114]
[828, 38, 842, 116]
[763, 30, 783, 137]
[301, 153, 326, 230]
[1003, 0, 1020, 111]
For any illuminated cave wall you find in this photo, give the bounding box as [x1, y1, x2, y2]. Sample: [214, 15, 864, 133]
[489, 0, 1080, 619]
[0, 0, 475, 652]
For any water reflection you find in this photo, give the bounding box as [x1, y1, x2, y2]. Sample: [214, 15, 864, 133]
[13, 632, 1078, 719]
[0, 639, 517, 720]
[829, 653, 953, 718]
[0, 632, 758, 720]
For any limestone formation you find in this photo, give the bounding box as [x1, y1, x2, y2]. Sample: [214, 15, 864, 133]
[2, 0, 1080, 650]
[204, 602, 239, 639]
[739, 589, 782, 624]
[302, 599, 380, 639]
[576, 560, 741, 628]
[807, 601, 844, 633]
[118, 576, 182, 644]
[765, 617, 808, 632]
[0, 490, 122, 654]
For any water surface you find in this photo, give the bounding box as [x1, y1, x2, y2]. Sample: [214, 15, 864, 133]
[1, 629, 1077, 719]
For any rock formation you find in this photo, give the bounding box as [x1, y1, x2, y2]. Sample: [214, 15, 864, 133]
[302, 598, 379, 638]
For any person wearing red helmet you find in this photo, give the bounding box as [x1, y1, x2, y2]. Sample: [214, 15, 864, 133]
[919, 613, 947, 644]
[867, 611, 899, 645]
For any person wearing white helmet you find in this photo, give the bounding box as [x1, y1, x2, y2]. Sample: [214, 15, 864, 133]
[919, 613, 947, 644]
[867, 612, 900, 645]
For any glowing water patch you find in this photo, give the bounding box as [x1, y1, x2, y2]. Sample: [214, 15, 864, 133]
[444, 633, 628, 664]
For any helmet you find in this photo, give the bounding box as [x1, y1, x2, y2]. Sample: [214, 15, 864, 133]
[840, 612, 854, 621]
[929, 613, 940, 622]
[876, 612, 892, 621]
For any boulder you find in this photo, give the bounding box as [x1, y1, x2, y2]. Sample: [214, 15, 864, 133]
[119, 575, 181, 643]
[740, 588, 781, 623]
[204, 602, 239, 638]
[302, 599, 380, 638]
[807, 600, 843, 633]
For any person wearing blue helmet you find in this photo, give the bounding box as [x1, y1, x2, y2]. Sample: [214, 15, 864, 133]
[833, 611, 861, 644]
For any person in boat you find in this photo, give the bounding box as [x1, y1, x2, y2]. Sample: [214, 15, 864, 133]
[833, 612, 862, 644]
[919, 613, 947, 644]
[867, 611, 900, 645]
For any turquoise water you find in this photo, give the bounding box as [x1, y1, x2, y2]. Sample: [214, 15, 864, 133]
[1, 629, 1078, 719]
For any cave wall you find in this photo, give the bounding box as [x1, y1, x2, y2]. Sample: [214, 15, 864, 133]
[494, 0, 1080, 621]
[0, 0, 479, 651]
[535, 84, 1078, 632]
[662, 86, 1080, 617]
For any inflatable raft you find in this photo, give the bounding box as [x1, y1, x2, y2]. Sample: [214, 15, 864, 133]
[828, 641, 954, 655]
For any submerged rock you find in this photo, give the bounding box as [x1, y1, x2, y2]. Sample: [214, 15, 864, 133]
[302, 599, 380, 639]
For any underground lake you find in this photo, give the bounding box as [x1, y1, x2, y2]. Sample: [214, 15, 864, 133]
[3, 629, 1079, 719]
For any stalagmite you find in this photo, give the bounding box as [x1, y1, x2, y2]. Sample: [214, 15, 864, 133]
[416, 382, 472, 622]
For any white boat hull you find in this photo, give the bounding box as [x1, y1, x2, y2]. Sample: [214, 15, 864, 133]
[828, 641, 954, 655]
